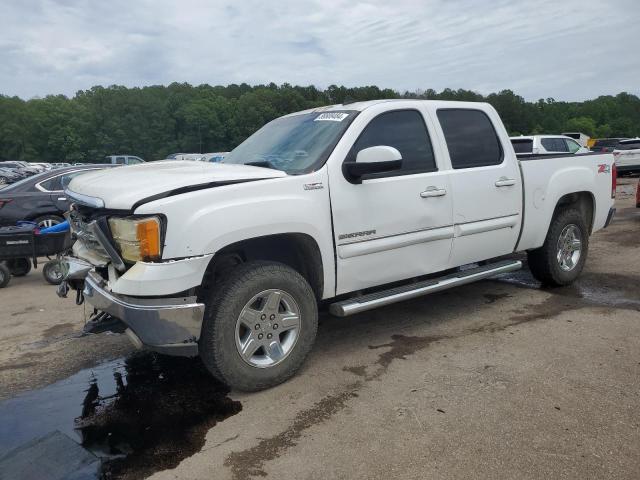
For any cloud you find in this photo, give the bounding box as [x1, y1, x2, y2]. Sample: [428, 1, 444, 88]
[0, 0, 638, 100]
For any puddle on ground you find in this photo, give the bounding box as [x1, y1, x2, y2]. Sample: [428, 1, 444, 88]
[0, 352, 242, 479]
[492, 268, 640, 310]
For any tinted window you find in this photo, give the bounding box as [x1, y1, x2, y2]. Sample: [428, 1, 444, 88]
[437, 109, 503, 169]
[38, 175, 62, 191]
[511, 139, 533, 153]
[566, 139, 581, 153]
[617, 140, 640, 150]
[115, 157, 126, 165]
[351, 110, 436, 174]
[541, 138, 568, 152]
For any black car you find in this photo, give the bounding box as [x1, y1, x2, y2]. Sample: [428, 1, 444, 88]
[0, 165, 116, 227]
[590, 138, 628, 153]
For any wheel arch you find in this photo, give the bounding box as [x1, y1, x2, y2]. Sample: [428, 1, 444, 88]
[200, 233, 325, 301]
[551, 191, 595, 234]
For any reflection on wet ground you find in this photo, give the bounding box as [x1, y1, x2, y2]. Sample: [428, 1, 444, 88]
[0, 353, 241, 480]
[493, 268, 640, 310]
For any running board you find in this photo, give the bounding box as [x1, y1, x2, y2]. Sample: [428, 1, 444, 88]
[329, 259, 522, 317]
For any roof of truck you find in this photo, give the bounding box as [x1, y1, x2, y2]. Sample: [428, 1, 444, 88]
[283, 99, 493, 117]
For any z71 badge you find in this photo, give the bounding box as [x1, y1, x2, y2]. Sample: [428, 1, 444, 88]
[597, 164, 611, 173]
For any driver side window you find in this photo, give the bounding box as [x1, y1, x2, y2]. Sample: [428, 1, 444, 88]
[349, 110, 436, 177]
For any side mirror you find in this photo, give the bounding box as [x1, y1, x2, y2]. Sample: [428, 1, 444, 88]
[343, 146, 402, 183]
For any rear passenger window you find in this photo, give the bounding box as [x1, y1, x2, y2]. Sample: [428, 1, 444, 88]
[351, 110, 436, 175]
[541, 138, 568, 152]
[38, 176, 62, 191]
[565, 139, 581, 153]
[437, 109, 503, 169]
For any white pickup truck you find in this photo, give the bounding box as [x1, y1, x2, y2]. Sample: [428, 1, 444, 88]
[59, 100, 617, 391]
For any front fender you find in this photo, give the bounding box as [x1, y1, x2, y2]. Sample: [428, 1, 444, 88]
[136, 171, 336, 298]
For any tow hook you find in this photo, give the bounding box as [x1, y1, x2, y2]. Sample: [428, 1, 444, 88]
[57, 281, 69, 298]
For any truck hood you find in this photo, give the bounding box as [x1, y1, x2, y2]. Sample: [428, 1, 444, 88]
[66, 161, 287, 210]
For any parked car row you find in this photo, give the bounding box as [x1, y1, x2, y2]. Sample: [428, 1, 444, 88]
[0, 161, 74, 186]
[0, 165, 117, 227]
[509, 134, 640, 176]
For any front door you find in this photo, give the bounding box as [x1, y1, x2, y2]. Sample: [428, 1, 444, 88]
[328, 107, 454, 295]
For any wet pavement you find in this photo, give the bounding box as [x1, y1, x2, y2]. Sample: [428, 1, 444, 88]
[0, 353, 241, 479]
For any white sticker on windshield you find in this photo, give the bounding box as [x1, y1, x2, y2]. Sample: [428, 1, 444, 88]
[314, 112, 349, 122]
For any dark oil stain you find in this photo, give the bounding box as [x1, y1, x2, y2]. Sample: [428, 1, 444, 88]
[0, 352, 241, 480]
[370, 335, 443, 374]
[483, 292, 511, 304]
[10, 305, 36, 317]
[0, 361, 39, 372]
[224, 384, 359, 480]
[342, 365, 367, 377]
[42, 322, 76, 338]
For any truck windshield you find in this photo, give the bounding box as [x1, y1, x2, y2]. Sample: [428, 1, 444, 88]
[223, 111, 357, 174]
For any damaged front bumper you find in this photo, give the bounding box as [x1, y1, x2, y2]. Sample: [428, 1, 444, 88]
[59, 256, 206, 357]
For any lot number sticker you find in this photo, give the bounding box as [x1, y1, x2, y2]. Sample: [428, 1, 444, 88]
[314, 112, 349, 122]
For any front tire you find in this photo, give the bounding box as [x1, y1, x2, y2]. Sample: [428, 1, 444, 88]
[527, 208, 589, 286]
[199, 261, 318, 391]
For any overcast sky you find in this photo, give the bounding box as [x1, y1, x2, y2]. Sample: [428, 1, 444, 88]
[1, 0, 639, 101]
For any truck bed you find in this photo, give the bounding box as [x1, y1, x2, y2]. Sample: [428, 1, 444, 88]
[516, 152, 615, 252]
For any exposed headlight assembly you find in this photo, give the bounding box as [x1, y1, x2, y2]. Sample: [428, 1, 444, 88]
[108, 216, 162, 262]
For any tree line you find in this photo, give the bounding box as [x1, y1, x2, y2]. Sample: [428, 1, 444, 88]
[0, 83, 638, 163]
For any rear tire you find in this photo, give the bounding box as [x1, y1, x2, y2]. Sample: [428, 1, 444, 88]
[7, 258, 31, 277]
[0, 263, 11, 288]
[199, 261, 318, 391]
[43, 260, 64, 285]
[527, 208, 589, 286]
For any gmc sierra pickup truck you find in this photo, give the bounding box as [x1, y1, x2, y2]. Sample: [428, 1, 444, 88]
[58, 100, 617, 391]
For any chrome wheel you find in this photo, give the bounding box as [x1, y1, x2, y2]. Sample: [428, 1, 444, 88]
[38, 218, 61, 228]
[235, 289, 301, 368]
[556, 224, 582, 271]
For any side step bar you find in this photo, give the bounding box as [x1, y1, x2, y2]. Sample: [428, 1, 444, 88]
[329, 259, 522, 317]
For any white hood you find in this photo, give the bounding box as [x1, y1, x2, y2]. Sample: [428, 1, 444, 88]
[67, 161, 286, 210]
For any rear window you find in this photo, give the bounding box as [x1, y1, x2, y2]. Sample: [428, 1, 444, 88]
[511, 139, 533, 153]
[617, 140, 640, 150]
[437, 109, 503, 169]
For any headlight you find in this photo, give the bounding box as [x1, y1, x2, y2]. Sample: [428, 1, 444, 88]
[108, 216, 162, 262]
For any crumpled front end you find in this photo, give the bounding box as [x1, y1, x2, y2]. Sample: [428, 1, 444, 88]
[59, 203, 211, 357]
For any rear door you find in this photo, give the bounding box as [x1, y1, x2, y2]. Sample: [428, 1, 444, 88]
[434, 108, 522, 266]
[329, 107, 454, 295]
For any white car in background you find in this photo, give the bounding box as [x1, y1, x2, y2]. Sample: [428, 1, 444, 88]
[510, 135, 590, 156]
[562, 132, 591, 148]
[612, 138, 640, 175]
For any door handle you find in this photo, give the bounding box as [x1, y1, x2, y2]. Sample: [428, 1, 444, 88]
[495, 177, 516, 187]
[420, 186, 447, 198]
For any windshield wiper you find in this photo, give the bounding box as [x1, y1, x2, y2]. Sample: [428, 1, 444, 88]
[243, 160, 282, 171]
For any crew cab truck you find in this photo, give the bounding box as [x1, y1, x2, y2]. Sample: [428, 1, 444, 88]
[59, 100, 617, 391]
